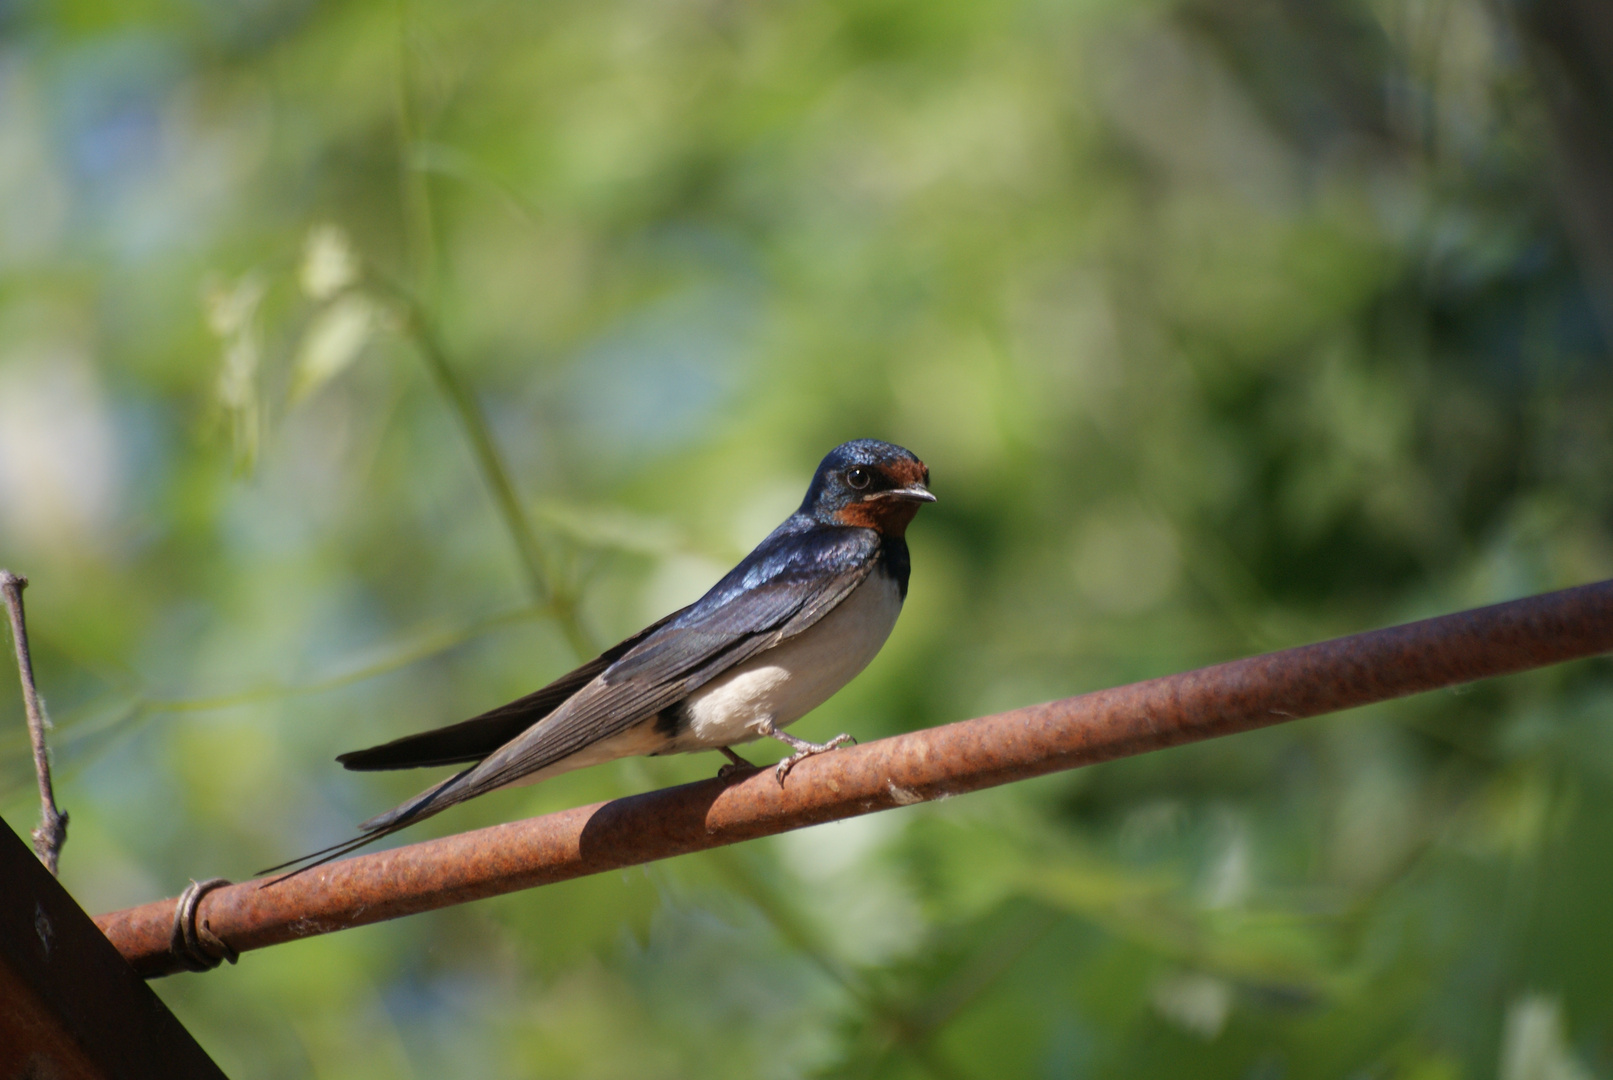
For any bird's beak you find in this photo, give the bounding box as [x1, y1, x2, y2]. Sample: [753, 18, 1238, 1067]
[880, 484, 937, 503]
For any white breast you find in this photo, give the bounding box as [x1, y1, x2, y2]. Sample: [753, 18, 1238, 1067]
[675, 569, 904, 750]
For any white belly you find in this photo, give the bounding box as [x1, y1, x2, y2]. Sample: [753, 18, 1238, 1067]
[674, 569, 903, 749]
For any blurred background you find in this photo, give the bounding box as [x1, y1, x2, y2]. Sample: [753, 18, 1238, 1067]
[3, 0, 1613, 1075]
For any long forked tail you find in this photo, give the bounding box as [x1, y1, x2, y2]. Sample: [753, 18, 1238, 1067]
[256, 766, 474, 885]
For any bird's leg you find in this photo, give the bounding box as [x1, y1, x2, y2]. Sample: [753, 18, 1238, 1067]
[757, 719, 856, 784]
[716, 745, 755, 780]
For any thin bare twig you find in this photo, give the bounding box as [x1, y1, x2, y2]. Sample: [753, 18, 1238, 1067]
[1, 570, 68, 875]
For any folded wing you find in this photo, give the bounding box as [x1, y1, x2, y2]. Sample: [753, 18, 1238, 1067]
[335, 606, 690, 772]
[362, 526, 878, 831]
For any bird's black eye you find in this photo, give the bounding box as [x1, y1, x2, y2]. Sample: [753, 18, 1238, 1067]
[846, 466, 872, 490]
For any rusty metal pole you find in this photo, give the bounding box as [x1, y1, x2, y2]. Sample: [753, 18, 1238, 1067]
[96, 580, 1613, 978]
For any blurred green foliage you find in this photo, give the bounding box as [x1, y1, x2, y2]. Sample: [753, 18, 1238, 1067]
[3, 0, 1613, 1076]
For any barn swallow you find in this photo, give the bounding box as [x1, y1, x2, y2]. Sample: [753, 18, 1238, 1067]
[264, 439, 933, 875]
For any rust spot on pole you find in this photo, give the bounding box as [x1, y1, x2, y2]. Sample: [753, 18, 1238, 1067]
[95, 580, 1613, 978]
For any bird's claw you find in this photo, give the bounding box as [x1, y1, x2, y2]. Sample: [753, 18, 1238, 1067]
[773, 733, 856, 785]
[717, 746, 755, 781]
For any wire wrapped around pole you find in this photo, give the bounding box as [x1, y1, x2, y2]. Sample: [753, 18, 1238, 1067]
[96, 580, 1613, 978]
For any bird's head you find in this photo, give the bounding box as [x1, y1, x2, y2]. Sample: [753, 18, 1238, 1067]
[800, 439, 935, 536]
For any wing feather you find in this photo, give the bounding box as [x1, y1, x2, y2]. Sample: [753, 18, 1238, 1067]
[362, 527, 878, 825]
[336, 606, 691, 771]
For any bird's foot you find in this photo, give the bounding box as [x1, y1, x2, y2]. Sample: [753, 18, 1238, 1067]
[766, 729, 857, 785]
[716, 746, 755, 780]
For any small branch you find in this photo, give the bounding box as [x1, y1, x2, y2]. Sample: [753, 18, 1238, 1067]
[94, 579, 1613, 978]
[384, 7, 593, 659]
[379, 27, 595, 660]
[393, 0, 439, 305]
[402, 297, 552, 599]
[1, 570, 68, 876]
[377, 282, 597, 658]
